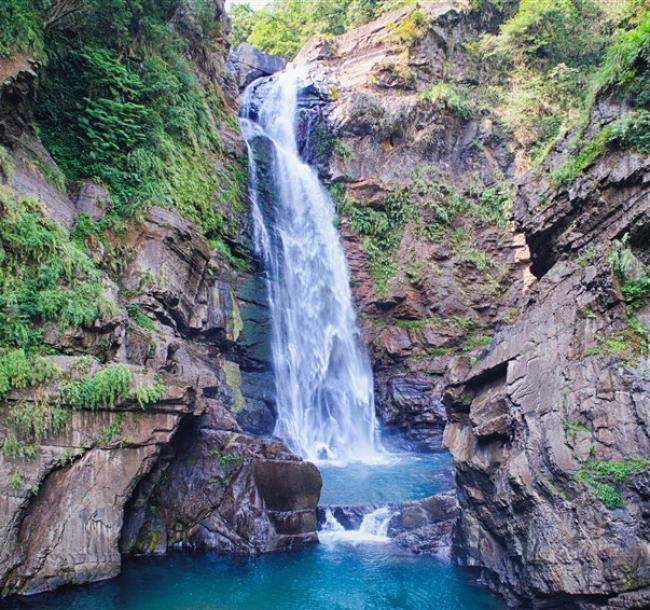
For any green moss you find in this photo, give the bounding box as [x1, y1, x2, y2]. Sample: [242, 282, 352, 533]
[576, 455, 649, 509]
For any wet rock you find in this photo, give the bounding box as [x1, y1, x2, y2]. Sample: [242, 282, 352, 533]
[122, 403, 322, 556]
[227, 43, 286, 90]
[0, 387, 195, 597]
[238, 370, 277, 435]
[388, 492, 458, 555]
[444, 96, 650, 607]
[375, 374, 447, 450]
[316, 505, 371, 531]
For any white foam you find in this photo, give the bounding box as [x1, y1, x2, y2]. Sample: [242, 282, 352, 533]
[319, 507, 395, 546]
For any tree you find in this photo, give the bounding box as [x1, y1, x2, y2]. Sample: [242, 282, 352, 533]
[228, 3, 255, 48]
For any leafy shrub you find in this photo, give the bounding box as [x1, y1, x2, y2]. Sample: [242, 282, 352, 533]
[36, 43, 224, 235]
[129, 378, 166, 407]
[476, 0, 615, 157]
[388, 8, 427, 47]
[126, 304, 155, 332]
[609, 233, 635, 279]
[229, 0, 416, 60]
[0, 348, 57, 399]
[551, 125, 613, 185]
[621, 277, 650, 310]
[0, 0, 43, 59]
[58, 364, 132, 410]
[610, 110, 650, 153]
[597, 10, 650, 105]
[496, 0, 606, 71]
[338, 187, 415, 295]
[419, 83, 473, 120]
[0, 190, 104, 352]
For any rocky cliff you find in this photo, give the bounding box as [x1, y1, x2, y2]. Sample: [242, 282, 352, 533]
[288, 1, 650, 608]
[0, 0, 320, 598]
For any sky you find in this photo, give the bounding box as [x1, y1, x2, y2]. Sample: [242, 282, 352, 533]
[225, 0, 272, 10]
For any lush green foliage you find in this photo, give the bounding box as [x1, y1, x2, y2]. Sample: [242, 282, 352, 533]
[0, 0, 43, 58]
[337, 187, 415, 295]
[598, 9, 650, 102]
[3, 361, 167, 461]
[36, 44, 223, 233]
[0, 348, 57, 400]
[126, 304, 155, 332]
[228, 0, 415, 60]
[610, 234, 650, 312]
[496, 0, 606, 71]
[58, 363, 132, 410]
[26, 0, 245, 241]
[58, 363, 165, 410]
[0, 189, 104, 353]
[476, 0, 618, 157]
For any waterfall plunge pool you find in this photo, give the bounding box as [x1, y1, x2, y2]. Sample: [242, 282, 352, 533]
[12, 454, 504, 610]
[318, 451, 454, 505]
[13, 544, 502, 610]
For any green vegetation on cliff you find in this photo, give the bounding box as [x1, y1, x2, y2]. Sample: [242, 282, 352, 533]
[473, 0, 648, 167]
[0, 188, 105, 355]
[0, 1, 246, 469]
[0, 0, 247, 244]
[32, 1, 242, 239]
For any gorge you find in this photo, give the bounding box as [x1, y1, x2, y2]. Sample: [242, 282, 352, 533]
[1, 0, 649, 609]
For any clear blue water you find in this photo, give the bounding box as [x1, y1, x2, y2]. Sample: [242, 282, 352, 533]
[319, 452, 454, 505]
[12, 546, 502, 610]
[8, 451, 504, 610]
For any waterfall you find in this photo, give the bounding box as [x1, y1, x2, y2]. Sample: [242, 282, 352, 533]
[240, 67, 384, 464]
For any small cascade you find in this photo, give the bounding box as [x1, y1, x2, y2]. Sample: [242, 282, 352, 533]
[240, 67, 385, 464]
[319, 507, 395, 545]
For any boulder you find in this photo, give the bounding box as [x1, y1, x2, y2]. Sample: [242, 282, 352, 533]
[226, 43, 286, 90]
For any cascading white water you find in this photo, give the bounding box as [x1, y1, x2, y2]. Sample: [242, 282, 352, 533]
[319, 507, 395, 544]
[240, 67, 384, 464]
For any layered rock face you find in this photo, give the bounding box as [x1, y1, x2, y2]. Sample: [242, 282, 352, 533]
[445, 96, 650, 609]
[289, 2, 650, 608]
[0, 2, 319, 599]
